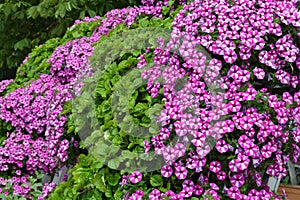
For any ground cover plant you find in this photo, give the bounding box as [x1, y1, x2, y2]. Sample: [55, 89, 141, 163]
[0, 0, 299, 199]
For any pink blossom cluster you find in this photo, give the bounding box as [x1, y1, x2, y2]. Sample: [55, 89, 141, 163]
[71, 16, 101, 29]
[0, 176, 29, 197]
[38, 182, 56, 200]
[126, 0, 300, 199]
[0, 75, 71, 198]
[0, 79, 13, 93]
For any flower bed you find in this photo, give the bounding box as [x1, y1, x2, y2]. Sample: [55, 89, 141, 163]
[0, 0, 299, 199]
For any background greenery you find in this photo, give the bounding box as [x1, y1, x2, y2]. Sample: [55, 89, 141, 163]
[0, 0, 141, 81]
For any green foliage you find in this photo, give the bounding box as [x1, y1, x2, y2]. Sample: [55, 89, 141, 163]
[0, 0, 141, 81]
[150, 174, 163, 187]
[49, 6, 179, 199]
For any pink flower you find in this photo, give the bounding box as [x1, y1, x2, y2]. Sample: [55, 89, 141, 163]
[228, 160, 239, 173]
[193, 184, 203, 196]
[209, 161, 222, 173]
[182, 179, 194, 189]
[149, 189, 161, 199]
[224, 49, 237, 64]
[252, 37, 265, 50]
[253, 67, 265, 79]
[236, 154, 250, 171]
[282, 92, 293, 104]
[238, 135, 251, 149]
[175, 166, 187, 180]
[291, 11, 300, 27]
[243, 87, 257, 101]
[144, 140, 151, 154]
[161, 165, 173, 178]
[261, 145, 273, 158]
[244, 143, 259, 157]
[162, 146, 176, 162]
[216, 139, 229, 153]
[227, 187, 241, 199]
[230, 174, 245, 188]
[179, 187, 193, 198]
[129, 171, 142, 184]
[228, 100, 242, 113]
[217, 171, 227, 181]
[210, 183, 219, 191]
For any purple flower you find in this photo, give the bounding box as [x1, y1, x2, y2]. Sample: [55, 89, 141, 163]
[209, 161, 222, 173]
[129, 171, 142, 184]
[161, 165, 173, 178]
[230, 174, 245, 188]
[193, 184, 203, 196]
[216, 139, 229, 153]
[235, 154, 250, 171]
[179, 187, 193, 198]
[175, 166, 187, 180]
[227, 187, 241, 199]
[217, 171, 226, 181]
[224, 49, 238, 64]
[253, 67, 265, 79]
[149, 189, 161, 199]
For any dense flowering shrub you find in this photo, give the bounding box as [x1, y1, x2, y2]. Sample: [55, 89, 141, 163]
[0, 1, 171, 199]
[135, 0, 300, 198]
[0, 0, 299, 199]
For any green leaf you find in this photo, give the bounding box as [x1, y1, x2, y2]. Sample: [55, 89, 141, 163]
[105, 187, 112, 197]
[107, 173, 120, 186]
[91, 160, 104, 172]
[87, 8, 96, 17]
[93, 142, 110, 156]
[118, 60, 130, 70]
[94, 173, 106, 192]
[79, 9, 86, 19]
[159, 186, 169, 193]
[138, 17, 150, 27]
[108, 158, 120, 169]
[112, 135, 123, 145]
[133, 103, 148, 113]
[114, 189, 124, 199]
[128, 142, 135, 150]
[71, 31, 83, 38]
[14, 38, 30, 50]
[121, 150, 138, 159]
[66, 2, 72, 11]
[162, 6, 171, 16]
[131, 49, 141, 57]
[150, 174, 163, 187]
[168, 0, 175, 6]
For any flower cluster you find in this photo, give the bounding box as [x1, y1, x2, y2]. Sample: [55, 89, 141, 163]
[38, 182, 56, 200]
[0, 79, 13, 93]
[70, 16, 101, 29]
[0, 75, 71, 198]
[127, 0, 300, 198]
